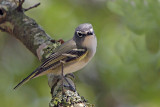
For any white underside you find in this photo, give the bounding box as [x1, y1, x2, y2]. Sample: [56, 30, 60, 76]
[48, 35, 97, 75]
[60, 35, 97, 75]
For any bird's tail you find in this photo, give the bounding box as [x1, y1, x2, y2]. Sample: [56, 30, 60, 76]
[13, 68, 40, 90]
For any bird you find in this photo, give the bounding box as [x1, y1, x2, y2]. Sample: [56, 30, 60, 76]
[14, 23, 97, 89]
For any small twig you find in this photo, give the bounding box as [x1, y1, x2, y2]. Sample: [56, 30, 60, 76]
[24, 3, 41, 12]
[19, 0, 25, 6]
[17, 0, 25, 12]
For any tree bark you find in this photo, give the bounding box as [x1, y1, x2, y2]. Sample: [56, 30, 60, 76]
[0, 0, 93, 106]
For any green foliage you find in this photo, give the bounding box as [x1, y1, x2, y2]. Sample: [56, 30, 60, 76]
[107, 0, 160, 53]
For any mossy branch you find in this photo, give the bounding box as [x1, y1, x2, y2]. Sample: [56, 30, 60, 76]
[0, 0, 93, 106]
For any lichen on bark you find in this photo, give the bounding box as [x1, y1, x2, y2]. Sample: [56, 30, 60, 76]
[0, 0, 93, 106]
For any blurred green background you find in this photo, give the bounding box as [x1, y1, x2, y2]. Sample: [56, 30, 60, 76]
[1, 0, 160, 107]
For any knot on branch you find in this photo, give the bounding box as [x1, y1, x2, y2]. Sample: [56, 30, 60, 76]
[0, 5, 7, 23]
[0, 5, 13, 33]
[0, 9, 4, 15]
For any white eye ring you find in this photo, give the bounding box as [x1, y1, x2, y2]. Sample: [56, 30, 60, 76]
[77, 31, 83, 37]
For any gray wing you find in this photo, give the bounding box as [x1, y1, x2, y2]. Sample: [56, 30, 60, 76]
[14, 40, 86, 89]
[40, 39, 77, 67]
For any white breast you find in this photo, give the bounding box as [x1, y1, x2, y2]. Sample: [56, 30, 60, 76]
[63, 60, 88, 75]
[64, 35, 97, 74]
[82, 35, 97, 58]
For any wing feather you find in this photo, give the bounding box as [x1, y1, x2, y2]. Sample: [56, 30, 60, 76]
[14, 40, 87, 89]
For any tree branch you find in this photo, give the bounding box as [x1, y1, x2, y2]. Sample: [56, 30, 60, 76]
[24, 3, 40, 12]
[0, 0, 93, 106]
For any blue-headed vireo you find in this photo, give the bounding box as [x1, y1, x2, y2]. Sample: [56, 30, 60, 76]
[14, 23, 97, 89]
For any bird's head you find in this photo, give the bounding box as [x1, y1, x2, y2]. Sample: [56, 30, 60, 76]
[73, 23, 97, 51]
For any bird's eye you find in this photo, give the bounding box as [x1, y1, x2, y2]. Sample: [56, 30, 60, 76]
[77, 32, 83, 37]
